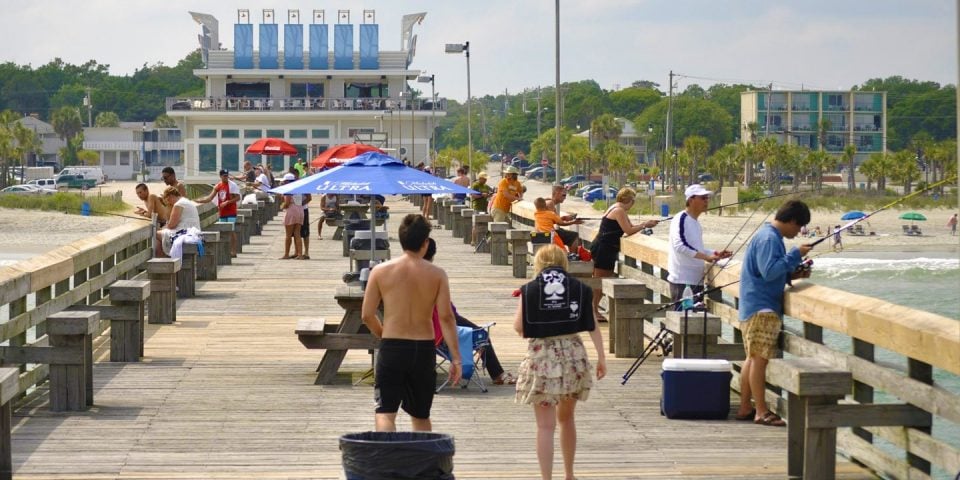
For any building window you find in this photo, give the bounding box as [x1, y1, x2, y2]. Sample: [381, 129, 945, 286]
[226, 82, 270, 98]
[345, 82, 388, 98]
[159, 130, 182, 142]
[290, 82, 325, 97]
[266, 129, 284, 138]
[294, 145, 308, 160]
[290, 129, 308, 139]
[824, 94, 847, 111]
[199, 129, 217, 138]
[244, 129, 262, 138]
[102, 151, 117, 166]
[221, 144, 240, 172]
[119, 151, 130, 166]
[199, 144, 217, 172]
[267, 156, 284, 172]
[244, 145, 261, 165]
[222, 129, 240, 138]
[348, 128, 374, 138]
[312, 129, 330, 139]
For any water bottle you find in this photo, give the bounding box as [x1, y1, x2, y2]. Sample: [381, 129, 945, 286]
[359, 267, 370, 291]
[681, 285, 694, 311]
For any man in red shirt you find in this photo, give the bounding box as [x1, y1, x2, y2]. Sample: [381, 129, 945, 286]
[196, 169, 241, 256]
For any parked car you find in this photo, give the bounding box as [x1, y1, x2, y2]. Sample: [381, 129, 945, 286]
[27, 178, 57, 188]
[697, 173, 714, 182]
[1, 185, 55, 195]
[779, 174, 795, 184]
[582, 186, 618, 202]
[559, 174, 586, 186]
[56, 174, 97, 189]
[524, 166, 556, 180]
[510, 158, 532, 171]
[573, 182, 602, 197]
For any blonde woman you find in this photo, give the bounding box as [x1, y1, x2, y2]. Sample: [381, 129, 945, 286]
[514, 245, 606, 480]
[589, 187, 658, 321]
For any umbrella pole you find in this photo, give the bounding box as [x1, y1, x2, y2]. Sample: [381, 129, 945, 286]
[370, 201, 376, 269]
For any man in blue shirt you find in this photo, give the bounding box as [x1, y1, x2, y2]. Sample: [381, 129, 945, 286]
[735, 200, 812, 427]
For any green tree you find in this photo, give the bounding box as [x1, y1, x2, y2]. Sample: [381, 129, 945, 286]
[681, 135, 709, 185]
[154, 114, 177, 128]
[94, 111, 120, 127]
[890, 149, 920, 194]
[51, 106, 83, 142]
[76, 148, 99, 166]
[859, 152, 895, 191]
[529, 127, 590, 177]
[608, 87, 661, 118]
[634, 97, 733, 154]
[842, 144, 857, 191]
[706, 143, 737, 188]
[602, 141, 635, 186]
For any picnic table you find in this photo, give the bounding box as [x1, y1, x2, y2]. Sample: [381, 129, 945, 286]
[296, 285, 379, 384]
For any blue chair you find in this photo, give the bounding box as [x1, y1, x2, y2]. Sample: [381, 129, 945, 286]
[435, 323, 495, 393]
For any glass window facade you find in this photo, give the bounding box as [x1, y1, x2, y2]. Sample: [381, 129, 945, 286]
[221, 144, 240, 172]
[266, 129, 284, 138]
[290, 129, 308, 139]
[199, 145, 217, 172]
[312, 129, 330, 138]
[244, 129, 263, 138]
[222, 129, 240, 138]
[199, 129, 217, 138]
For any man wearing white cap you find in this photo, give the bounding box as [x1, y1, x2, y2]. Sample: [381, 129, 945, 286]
[667, 184, 732, 307]
[491, 165, 523, 224]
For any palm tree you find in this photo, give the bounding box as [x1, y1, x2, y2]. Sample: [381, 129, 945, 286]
[842, 144, 857, 191]
[681, 135, 709, 185]
[51, 106, 83, 143]
[891, 150, 919, 194]
[591, 114, 622, 176]
[743, 121, 759, 187]
[706, 144, 737, 189]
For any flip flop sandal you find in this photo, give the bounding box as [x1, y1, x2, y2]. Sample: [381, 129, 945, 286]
[734, 408, 756, 421]
[492, 372, 517, 385]
[755, 412, 786, 427]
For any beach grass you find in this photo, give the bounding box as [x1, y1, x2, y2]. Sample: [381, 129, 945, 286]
[0, 192, 128, 216]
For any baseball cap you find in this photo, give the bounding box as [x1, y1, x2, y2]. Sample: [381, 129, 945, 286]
[219, 169, 230, 176]
[684, 184, 713, 200]
[282, 173, 296, 182]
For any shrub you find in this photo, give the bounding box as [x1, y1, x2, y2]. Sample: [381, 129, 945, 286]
[0, 192, 127, 216]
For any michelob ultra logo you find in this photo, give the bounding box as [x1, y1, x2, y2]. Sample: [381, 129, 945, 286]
[397, 181, 453, 191]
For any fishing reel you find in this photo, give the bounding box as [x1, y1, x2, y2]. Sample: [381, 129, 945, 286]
[794, 258, 814, 274]
[641, 228, 654, 236]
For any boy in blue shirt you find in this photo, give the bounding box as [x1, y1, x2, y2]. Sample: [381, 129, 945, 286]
[735, 200, 812, 426]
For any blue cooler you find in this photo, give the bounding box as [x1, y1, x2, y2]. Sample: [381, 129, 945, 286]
[661, 358, 732, 420]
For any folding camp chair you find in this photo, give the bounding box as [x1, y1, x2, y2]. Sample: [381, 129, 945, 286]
[435, 322, 495, 393]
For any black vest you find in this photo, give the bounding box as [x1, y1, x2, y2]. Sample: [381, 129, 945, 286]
[521, 267, 595, 338]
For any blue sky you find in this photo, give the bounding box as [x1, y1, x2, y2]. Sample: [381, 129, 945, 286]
[2, 0, 956, 101]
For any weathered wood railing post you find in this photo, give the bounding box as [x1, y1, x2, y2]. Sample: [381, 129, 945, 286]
[0, 368, 18, 480]
[489, 222, 509, 265]
[507, 230, 529, 278]
[235, 210, 252, 245]
[450, 205, 467, 238]
[197, 232, 219, 280]
[106, 280, 150, 361]
[460, 209, 475, 245]
[443, 200, 456, 231]
[473, 213, 491, 251]
[248, 201, 263, 235]
[436, 198, 449, 226]
[46, 310, 99, 411]
[432, 196, 443, 221]
[177, 243, 198, 298]
[208, 222, 236, 261]
[147, 258, 180, 324]
[602, 278, 651, 358]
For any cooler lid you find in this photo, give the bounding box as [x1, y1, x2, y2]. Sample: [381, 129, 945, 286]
[662, 358, 731, 372]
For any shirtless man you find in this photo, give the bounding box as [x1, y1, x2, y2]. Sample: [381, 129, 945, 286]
[361, 214, 461, 432]
[161, 167, 187, 198]
[134, 183, 169, 226]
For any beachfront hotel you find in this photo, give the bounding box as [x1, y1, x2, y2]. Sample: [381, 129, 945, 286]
[165, 9, 445, 181]
[740, 90, 887, 163]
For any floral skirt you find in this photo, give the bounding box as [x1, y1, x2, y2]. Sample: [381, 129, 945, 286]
[515, 334, 593, 406]
[283, 204, 304, 226]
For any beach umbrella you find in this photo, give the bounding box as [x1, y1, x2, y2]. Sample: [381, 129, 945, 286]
[271, 151, 477, 266]
[841, 211, 866, 221]
[245, 138, 299, 156]
[898, 212, 927, 222]
[310, 143, 384, 169]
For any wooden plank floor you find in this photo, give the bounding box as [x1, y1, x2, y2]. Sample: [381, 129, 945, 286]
[9, 199, 874, 479]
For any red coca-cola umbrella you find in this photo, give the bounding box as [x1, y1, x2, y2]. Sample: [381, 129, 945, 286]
[246, 138, 299, 156]
[310, 143, 384, 169]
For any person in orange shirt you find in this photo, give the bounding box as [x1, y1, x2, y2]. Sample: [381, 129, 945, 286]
[534, 197, 583, 250]
[491, 165, 523, 225]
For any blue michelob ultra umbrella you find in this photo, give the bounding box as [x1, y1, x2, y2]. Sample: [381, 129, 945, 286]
[841, 210, 866, 221]
[270, 151, 478, 264]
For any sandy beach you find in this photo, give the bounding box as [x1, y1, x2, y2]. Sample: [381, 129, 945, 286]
[0, 179, 957, 264]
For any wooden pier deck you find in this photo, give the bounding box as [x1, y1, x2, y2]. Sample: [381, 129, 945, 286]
[8, 200, 874, 479]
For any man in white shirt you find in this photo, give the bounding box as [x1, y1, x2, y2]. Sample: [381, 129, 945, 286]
[666, 184, 732, 307]
[253, 165, 271, 190]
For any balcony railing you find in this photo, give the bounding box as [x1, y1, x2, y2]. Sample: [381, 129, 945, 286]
[166, 96, 446, 113]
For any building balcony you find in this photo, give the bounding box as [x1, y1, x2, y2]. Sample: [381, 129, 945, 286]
[166, 96, 445, 113]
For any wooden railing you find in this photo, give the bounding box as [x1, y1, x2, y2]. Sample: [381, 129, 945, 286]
[0, 203, 219, 397]
[509, 202, 960, 479]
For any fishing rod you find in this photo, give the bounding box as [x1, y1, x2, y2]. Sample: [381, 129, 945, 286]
[809, 176, 956, 248]
[60, 206, 152, 222]
[659, 190, 796, 222]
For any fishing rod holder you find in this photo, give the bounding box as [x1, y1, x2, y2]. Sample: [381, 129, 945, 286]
[622, 324, 673, 385]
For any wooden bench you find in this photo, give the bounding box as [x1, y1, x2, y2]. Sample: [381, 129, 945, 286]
[0, 311, 100, 411]
[0, 367, 19, 480]
[295, 286, 379, 384]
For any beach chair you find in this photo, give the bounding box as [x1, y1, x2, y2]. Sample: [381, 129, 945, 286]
[910, 225, 922, 236]
[435, 323, 495, 393]
[902, 225, 912, 235]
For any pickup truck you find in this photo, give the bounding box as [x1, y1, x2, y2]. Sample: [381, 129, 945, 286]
[56, 174, 97, 189]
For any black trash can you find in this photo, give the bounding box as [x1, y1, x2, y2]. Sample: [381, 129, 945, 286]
[340, 431, 455, 480]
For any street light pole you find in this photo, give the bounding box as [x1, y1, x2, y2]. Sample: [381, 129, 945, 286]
[554, 0, 561, 185]
[140, 122, 146, 181]
[445, 42, 472, 179]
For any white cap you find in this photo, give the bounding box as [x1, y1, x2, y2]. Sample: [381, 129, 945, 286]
[282, 173, 296, 182]
[684, 184, 712, 200]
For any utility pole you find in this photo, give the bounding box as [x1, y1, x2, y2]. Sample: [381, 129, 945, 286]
[553, 0, 561, 185]
[84, 87, 93, 127]
[665, 70, 674, 190]
[764, 82, 773, 187]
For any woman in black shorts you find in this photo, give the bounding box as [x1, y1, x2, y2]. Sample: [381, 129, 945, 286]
[589, 187, 658, 321]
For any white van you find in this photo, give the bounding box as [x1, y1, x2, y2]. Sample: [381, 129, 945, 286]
[26, 178, 57, 188]
[57, 167, 106, 185]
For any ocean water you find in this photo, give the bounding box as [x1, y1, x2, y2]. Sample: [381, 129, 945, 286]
[805, 254, 959, 479]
